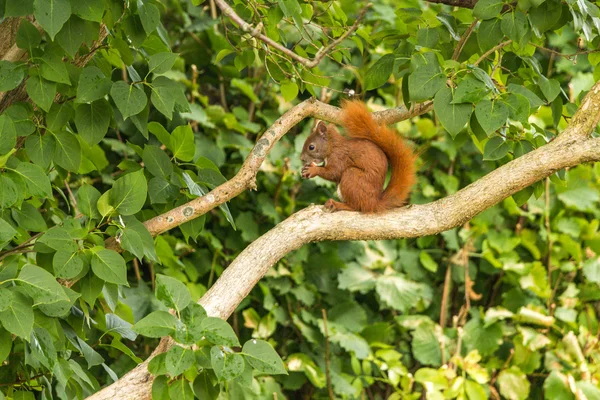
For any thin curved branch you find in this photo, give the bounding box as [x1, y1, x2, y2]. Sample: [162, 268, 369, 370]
[424, 0, 478, 8]
[213, 0, 368, 69]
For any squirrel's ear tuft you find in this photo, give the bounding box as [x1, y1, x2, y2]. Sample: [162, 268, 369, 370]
[317, 121, 327, 136]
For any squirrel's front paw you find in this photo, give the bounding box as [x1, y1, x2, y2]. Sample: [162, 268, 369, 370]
[301, 164, 318, 179]
[324, 199, 337, 211]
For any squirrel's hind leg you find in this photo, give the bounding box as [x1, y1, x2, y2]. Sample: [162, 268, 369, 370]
[324, 199, 354, 212]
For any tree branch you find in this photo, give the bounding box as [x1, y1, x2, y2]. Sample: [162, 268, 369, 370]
[424, 0, 478, 8]
[212, 0, 368, 69]
[88, 81, 600, 400]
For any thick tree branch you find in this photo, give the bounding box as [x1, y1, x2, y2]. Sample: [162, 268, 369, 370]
[212, 0, 368, 69]
[88, 81, 600, 400]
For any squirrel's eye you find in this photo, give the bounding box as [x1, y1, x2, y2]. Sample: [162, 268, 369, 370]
[309, 144, 315, 150]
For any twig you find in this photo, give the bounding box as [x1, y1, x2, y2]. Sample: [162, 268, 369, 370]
[424, 0, 477, 8]
[213, 0, 369, 68]
[545, 177, 554, 310]
[0, 232, 43, 261]
[473, 40, 512, 66]
[321, 309, 334, 400]
[532, 43, 600, 59]
[452, 20, 478, 61]
[132, 258, 142, 282]
[439, 263, 452, 328]
[64, 178, 81, 217]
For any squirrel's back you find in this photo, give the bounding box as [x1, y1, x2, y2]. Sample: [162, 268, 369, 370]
[340, 100, 416, 210]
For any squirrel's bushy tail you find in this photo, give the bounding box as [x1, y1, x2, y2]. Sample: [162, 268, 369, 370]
[341, 100, 416, 210]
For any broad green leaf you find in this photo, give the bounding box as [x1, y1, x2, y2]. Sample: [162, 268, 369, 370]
[474, 99, 508, 135]
[109, 169, 148, 215]
[171, 124, 195, 161]
[0, 61, 25, 92]
[211, 346, 245, 382]
[463, 318, 503, 356]
[139, 2, 160, 34]
[192, 372, 220, 399]
[174, 303, 207, 344]
[71, 0, 104, 22]
[502, 93, 530, 123]
[477, 18, 503, 52]
[483, 136, 510, 160]
[132, 310, 178, 337]
[142, 145, 173, 178]
[0, 218, 17, 243]
[543, 371, 573, 400]
[39, 226, 77, 252]
[4, 104, 35, 136]
[434, 86, 472, 138]
[498, 367, 531, 400]
[75, 100, 112, 145]
[501, 11, 530, 47]
[33, 0, 71, 40]
[53, 251, 84, 279]
[77, 66, 112, 103]
[473, 0, 503, 20]
[539, 76, 561, 102]
[31, 327, 57, 369]
[25, 134, 55, 168]
[14, 162, 52, 198]
[375, 274, 433, 313]
[150, 77, 175, 119]
[408, 53, 445, 102]
[168, 379, 194, 400]
[365, 54, 395, 91]
[16, 20, 42, 53]
[0, 292, 33, 339]
[120, 228, 144, 260]
[53, 130, 81, 171]
[5, 0, 34, 17]
[91, 249, 128, 285]
[46, 103, 74, 132]
[76, 184, 101, 219]
[148, 176, 179, 204]
[0, 176, 19, 209]
[39, 55, 71, 85]
[110, 81, 148, 119]
[0, 289, 13, 312]
[201, 317, 240, 347]
[419, 251, 438, 272]
[11, 202, 47, 232]
[452, 75, 489, 104]
[0, 328, 12, 363]
[583, 258, 600, 284]
[280, 80, 299, 101]
[411, 323, 442, 366]
[231, 78, 259, 103]
[0, 117, 16, 156]
[529, 0, 563, 34]
[17, 264, 69, 304]
[155, 274, 192, 312]
[507, 83, 544, 108]
[242, 339, 287, 374]
[148, 52, 178, 75]
[26, 72, 56, 112]
[56, 15, 86, 58]
[165, 345, 195, 376]
[105, 313, 137, 340]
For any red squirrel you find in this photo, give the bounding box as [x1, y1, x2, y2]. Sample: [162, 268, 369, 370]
[300, 100, 416, 212]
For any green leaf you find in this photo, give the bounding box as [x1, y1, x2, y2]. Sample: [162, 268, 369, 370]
[106, 314, 137, 340]
[168, 378, 194, 400]
[434, 86, 472, 138]
[452, 75, 489, 104]
[463, 318, 503, 356]
[0, 61, 25, 92]
[483, 136, 510, 161]
[375, 274, 433, 313]
[56, 15, 86, 58]
[39, 226, 77, 252]
[365, 54, 395, 91]
[138, 2, 160, 34]
[142, 145, 173, 178]
[280, 80, 299, 102]
[17, 264, 69, 304]
[473, 0, 503, 20]
[148, 176, 179, 204]
[0, 176, 19, 208]
[529, 0, 563, 34]
[543, 371, 574, 400]
[26, 72, 56, 112]
[16, 20, 42, 53]
[0, 292, 33, 339]
[477, 18, 503, 52]
[75, 100, 112, 146]
[109, 169, 148, 215]
[148, 52, 178, 75]
[110, 81, 148, 120]
[475, 99, 508, 135]
[77, 184, 101, 219]
[40, 55, 71, 85]
[0, 218, 17, 243]
[171, 125, 195, 161]
[77, 66, 112, 103]
[419, 251, 438, 272]
[4, 104, 35, 137]
[538, 76, 561, 102]
[498, 366, 531, 400]
[33, 0, 71, 40]
[14, 161, 52, 198]
[53, 130, 81, 171]
[132, 310, 178, 337]
[0, 289, 13, 312]
[150, 77, 175, 119]
[46, 103, 74, 132]
[53, 251, 84, 279]
[175, 303, 207, 344]
[5, 0, 34, 17]
[583, 258, 600, 284]
[0, 328, 12, 363]
[507, 83, 544, 108]
[408, 53, 445, 102]
[211, 346, 245, 382]
[120, 227, 144, 260]
[25, 134, 55, 169]
[201, 317, 240, 347]
[165, 345, 195, 376]
[501, 11, 530, 47]
[502, 93, 530, 123]
[91, 249, 128, 285]
[231, 78, 259, 103]
[411, 323, 442, 366]
[31, 327, 58, 369]
[0, 117, 16, 156]
[155, 274, 192, 312]
[242, 339, 287, 374]
[11, 202, 47, 232]
[71, 0, 104, 22]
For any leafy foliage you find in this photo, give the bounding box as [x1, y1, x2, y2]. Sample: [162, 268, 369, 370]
[1, 0, 600, 398]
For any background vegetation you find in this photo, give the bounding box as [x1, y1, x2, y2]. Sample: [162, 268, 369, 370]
[1, 0, 600, 398]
